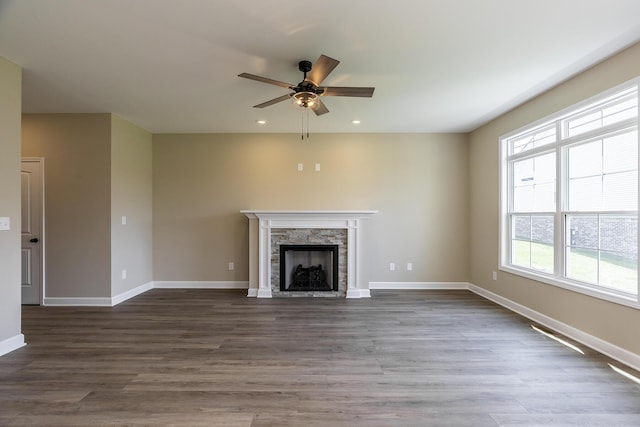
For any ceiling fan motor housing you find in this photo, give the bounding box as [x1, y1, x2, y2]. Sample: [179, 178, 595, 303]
[298, 60, 313, 73]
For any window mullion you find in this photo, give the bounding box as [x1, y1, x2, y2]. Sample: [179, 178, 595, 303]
[555, 124, 564, 279]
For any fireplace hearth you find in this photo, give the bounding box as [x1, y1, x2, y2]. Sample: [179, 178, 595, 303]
[280, 245, 339, 292]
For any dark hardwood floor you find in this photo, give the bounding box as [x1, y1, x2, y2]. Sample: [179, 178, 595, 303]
[1, 289, 640, 426]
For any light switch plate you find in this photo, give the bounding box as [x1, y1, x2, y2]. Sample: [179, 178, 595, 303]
[0, 217, 10, 231]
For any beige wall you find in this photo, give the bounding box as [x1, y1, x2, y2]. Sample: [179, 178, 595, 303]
[111, 115, 153, 296]
[469, 42, 640, 355]
[22, 114, 112, 298]
[0, 57, 22, 345]
[153, 133, 469, 284]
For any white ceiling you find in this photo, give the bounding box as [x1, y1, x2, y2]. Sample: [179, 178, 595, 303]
[2, 0, 640, 134]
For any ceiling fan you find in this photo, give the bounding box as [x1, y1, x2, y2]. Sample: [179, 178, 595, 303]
[238, 54, 374, 116]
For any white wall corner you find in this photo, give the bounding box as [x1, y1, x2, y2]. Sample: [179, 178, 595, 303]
[468, 283, 640, 372]
[0, 334, 26, 357]
[111, 281, 154, 306]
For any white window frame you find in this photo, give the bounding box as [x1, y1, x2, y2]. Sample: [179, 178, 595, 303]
[500, 78, 640, 309]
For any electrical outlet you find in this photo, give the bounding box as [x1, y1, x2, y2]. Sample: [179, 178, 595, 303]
[0, 217, 9, 231]
[297, 163, 303, 172]
[315, 163, 321, 172]
[228, 262, 235, 271]
[407, 263, 413, 271]
[389, 262, 396, 271]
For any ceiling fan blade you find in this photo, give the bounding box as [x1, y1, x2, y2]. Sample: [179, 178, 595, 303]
[306, 55, 340, 86]
[253, 94, 292, 108]
[321, 86, 375, 97]
[238, 73, 293, 89]
[312, 98, 330, 116]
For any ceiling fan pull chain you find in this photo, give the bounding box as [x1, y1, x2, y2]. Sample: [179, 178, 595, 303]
[307, 109, 310, 140]
[301, 112, 304, 141]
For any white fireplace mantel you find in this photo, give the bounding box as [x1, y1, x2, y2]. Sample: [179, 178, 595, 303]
[241, 210, 378, 298]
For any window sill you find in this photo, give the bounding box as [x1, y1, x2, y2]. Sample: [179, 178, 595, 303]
[499, 265, 640, 310]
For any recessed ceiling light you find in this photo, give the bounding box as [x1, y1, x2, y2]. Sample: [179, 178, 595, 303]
[256, 120, 267, 125]
[351, 120, 361, 124]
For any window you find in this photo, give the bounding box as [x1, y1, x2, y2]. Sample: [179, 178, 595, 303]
[501, 80, 639, 307]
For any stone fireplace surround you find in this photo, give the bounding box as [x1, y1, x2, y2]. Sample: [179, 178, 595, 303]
[241, 210, 378, 298]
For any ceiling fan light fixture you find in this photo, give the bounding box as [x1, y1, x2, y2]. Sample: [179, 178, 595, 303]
[293, 91, 318, 109]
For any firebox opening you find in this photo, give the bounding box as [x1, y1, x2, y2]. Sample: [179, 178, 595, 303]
[280, 244, 339, 292]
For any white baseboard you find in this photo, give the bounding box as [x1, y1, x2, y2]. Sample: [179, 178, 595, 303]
[369, 281, 470, 290]
[44, 296, 113, 307]
[468, 283, 640, 372]
[247, 288, 259, 297]
[44, 281, 249, 306]
[153, 281, 249, 289]
[111, 281, 154, 306]
[0, 334, 26, 357]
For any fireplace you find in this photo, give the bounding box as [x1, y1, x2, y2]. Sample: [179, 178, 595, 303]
[280, 245, 339, 292]
[241, 210, 378, 298]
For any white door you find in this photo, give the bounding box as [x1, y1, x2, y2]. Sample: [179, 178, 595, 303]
[21, 159, 43, 305]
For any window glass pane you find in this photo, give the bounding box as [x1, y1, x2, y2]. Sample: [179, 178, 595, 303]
[512, 215, 531, 269]
[513, 158, 533, 185]
[599, 214, 637, 294]
[534, 182, 556, 211]
[531, 216, 554, 273]
[513, 215, 531, 240]
[569, 140, 602, 178]
[513, 186, 533, 212]
[569, 176, 602, 211]
[532, 216, 554, 245]
[513, 153, 556, 212]
[511, 215, 553, 273]
[566, 247, 598, 284]
[566, 111, 604, 137]
[564, 92, 638, 138]
[603, 131, 638, 174]
[602, 130, 638, 211]
[512, 239, 531, 269]
[567, 215, 598, 249]
[565, 214, 638, 294]
[602, 96, 638, 127]
[600, 250, 638, 295]
[535, 152, 556, 180]
[510, 125, 556, 154]
[603, 171, 637, 211]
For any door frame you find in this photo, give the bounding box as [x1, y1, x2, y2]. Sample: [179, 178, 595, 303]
[21, 157, 45, 305]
